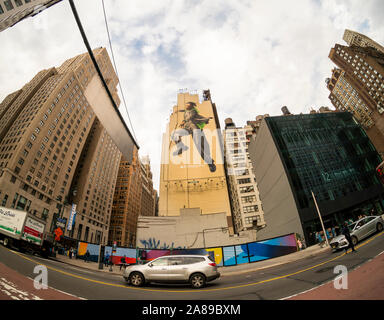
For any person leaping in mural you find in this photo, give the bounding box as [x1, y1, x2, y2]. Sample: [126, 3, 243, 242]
[171, 101, 216, 172]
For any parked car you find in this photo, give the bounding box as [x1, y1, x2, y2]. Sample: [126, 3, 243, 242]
[330, 216, 384, 252]
[123, 255, 220, 288]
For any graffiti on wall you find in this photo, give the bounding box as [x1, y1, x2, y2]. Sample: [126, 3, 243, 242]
[139, 237, 186, 250]
[222, 234, 298, 266]
[78, 242, 100, 262]
[75, 233, 298, 267]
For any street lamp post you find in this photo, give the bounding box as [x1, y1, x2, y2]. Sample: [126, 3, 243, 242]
[311, 190, 329, 246]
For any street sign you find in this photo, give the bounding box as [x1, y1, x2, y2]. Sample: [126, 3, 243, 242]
[67, 204, 77, 231]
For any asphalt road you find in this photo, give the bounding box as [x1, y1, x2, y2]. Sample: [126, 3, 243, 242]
[0, 231, 383, 301]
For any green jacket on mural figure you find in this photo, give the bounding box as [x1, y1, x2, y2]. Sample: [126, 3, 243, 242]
[179, 102, 212, 132]
[171, 101, 216, 172]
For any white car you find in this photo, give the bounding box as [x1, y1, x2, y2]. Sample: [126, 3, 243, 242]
[123, 255, 220, 288]
[330, 216, 384, 252]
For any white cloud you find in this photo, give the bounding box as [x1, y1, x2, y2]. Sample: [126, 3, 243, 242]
[0, 0, 383, 190]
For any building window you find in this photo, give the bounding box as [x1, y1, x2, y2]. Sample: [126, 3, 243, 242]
[16, 195, 27, 210]
[14, 0, 23, 7]
[243, 205, 258, 213]
[4, 0, 14, 11]
[241, 195, 256, 204]
[237, 178, 251, 184]
[11, 193, 19, 208]
[239, 186, 254, 193]
[42, 208, 49, 221]
[1, 194, 8, 206]
[0, 4, 4, 14]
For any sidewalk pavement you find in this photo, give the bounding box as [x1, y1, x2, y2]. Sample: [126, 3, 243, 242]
[50, 244, 331, 277]
[288, 250, 384, 300]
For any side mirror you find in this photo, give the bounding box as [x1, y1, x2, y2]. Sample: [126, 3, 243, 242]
[148, 263, 153, 267]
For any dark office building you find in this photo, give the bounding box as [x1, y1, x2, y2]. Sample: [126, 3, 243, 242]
[249, 112, 384, 246]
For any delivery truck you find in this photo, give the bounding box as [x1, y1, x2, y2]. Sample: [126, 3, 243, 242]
[0, 205, 46, 254]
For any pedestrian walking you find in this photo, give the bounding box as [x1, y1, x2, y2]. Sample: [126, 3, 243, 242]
[141, 250, 147, 264]
[297, 238, 303, 251]
[342, 221, 357, 253]
[331, 227, 337, 238]
[85, 250, 90, 262]
[120, 255, 126, 270]
[316, 231, 325, 247]
[326, 228, 332, 241]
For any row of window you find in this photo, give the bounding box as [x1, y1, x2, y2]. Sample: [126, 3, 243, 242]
[335, 45, 384, 114]
[244, 215, 262, 225]
[0, 0, 32, 14]
[1, 190, 49, 221]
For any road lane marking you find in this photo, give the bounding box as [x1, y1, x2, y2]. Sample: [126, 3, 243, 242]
[0, 277, 42, 300]
[5, 231, 384, 294]
[25, 276, 87, 300]
[280, 249, 384, 300]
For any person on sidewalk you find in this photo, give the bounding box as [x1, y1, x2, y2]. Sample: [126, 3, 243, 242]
[317, 231, 326, 247]
[342, 221, 357, 253]
[297, 238, 303, 251]
[120, 255, 126, 271]
[84, 250, 90, 262]
[105, 253, 110, 267]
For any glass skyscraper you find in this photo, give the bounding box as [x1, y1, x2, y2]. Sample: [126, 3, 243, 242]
[249, 111, 384, 246]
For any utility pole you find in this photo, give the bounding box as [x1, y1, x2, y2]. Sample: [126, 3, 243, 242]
[311, 191, 329, 246]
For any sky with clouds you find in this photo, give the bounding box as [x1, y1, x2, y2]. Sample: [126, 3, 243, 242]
[1, 0, 384, 190]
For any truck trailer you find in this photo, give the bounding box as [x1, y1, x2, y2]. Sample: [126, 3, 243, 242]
[0, 205, 46, 254]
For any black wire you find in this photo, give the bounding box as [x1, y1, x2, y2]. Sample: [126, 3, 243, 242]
[101, 0, 138, 144]
[68, 0, 139, 150]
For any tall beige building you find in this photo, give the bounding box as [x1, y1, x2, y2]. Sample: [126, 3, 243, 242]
[109, 148, 141, 247]
[158, 90, 234, 233]
[343, 29, 384, 54]
[0, 47, 122, 245]
[328, 33, 384, 158]
[224, 118, 265, 233]
[0, 0, 63, 32]
[109, 149, 157, 247]
[326, 68, 374, 128]
[140, 155, 156, 217]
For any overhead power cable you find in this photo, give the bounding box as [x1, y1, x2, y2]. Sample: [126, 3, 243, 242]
[68, 0, 139, 149]
[101, 0, 138, 144]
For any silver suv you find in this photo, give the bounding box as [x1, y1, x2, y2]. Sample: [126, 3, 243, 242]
[123, 255, 220, 288]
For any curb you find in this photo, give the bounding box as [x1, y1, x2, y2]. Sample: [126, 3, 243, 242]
[49, 257, 124, 276]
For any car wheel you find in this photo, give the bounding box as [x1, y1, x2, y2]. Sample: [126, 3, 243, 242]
[190, 273, 206, 289]
[377, 223, 383, 232]
[3, 237, 9, 247]
[351, 236, 358, 246]
[129, 272, 145, 287]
